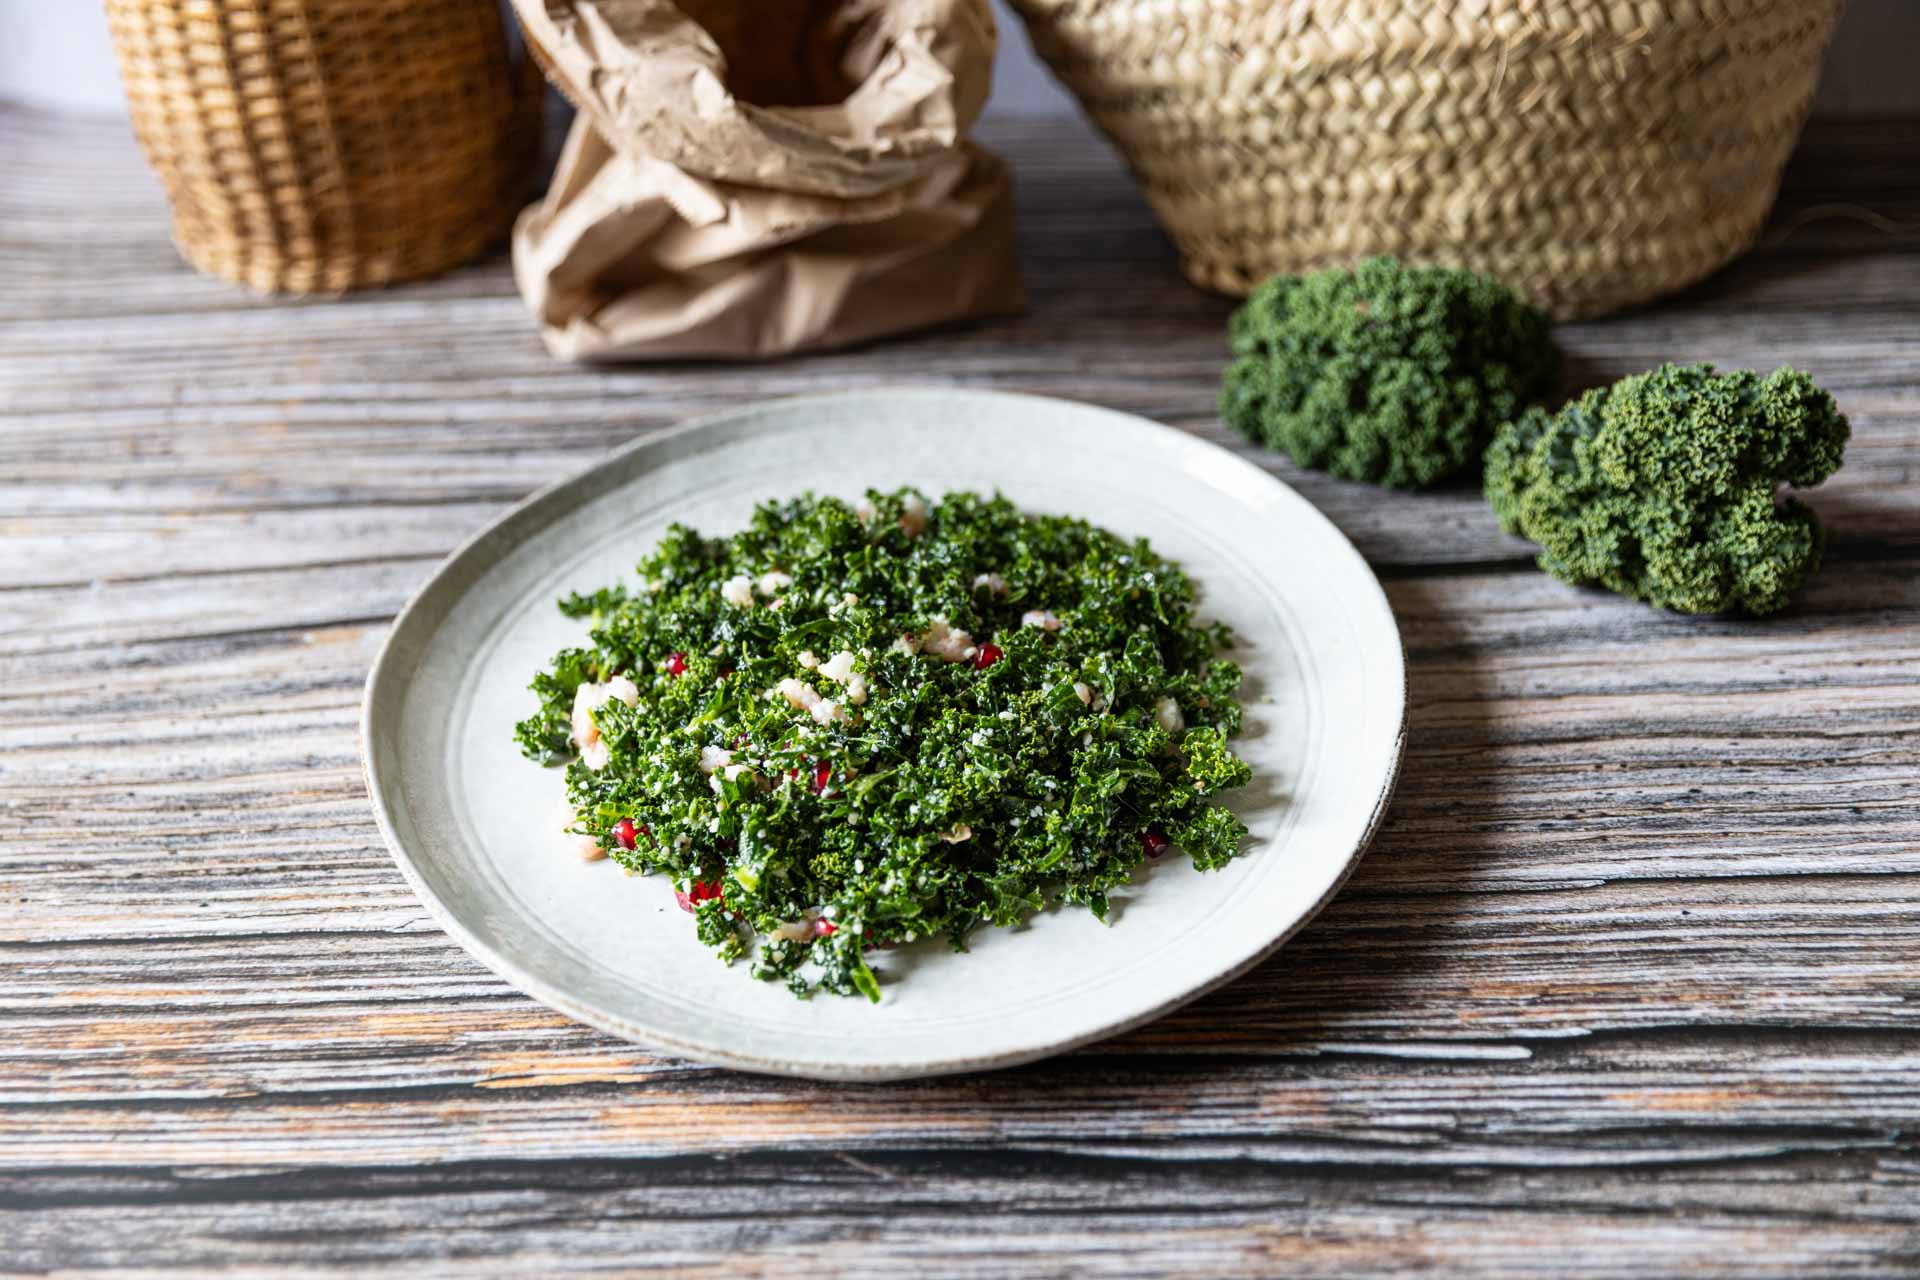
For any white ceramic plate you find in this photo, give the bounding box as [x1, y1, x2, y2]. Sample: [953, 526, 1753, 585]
[362, 389, 1405, 1080]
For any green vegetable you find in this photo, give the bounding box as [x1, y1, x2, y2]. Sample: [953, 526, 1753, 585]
[1484, 363, 1849, 615]
[1221, 256, 1557, 489]
[514, 489, 1252, 1000]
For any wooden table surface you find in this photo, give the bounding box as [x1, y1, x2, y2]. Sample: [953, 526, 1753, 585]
[3, 103, 1918, 1277]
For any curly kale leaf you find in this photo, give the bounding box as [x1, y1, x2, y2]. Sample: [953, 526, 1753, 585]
[1484, 363, 1849, 615]
[511, 647, 600, 765]
[1221, 256, 1557, 489]
[1183, 725, 1252, 796]
[558, 583, 628, 619]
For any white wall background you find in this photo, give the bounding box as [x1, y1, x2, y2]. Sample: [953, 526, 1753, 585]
[0, 0, 122, 115]
[0, 0, 1913, 119]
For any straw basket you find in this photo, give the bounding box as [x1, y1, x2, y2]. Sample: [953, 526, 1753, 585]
[1007, 0, 1845, 318]
[104, 0, 543, 293]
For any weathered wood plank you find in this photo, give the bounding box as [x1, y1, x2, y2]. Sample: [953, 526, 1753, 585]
[2, 1028, 1918, 1161]
[6, 1148, 1914, 1279]
[3, 892, 1919, 1096]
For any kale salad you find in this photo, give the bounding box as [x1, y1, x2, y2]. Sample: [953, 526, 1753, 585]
[515, 489, 1253, 1001]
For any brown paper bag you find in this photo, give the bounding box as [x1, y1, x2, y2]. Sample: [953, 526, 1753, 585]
[510, 0, 1025, 361]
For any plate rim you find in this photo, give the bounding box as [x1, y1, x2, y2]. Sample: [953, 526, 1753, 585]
[360, 386, 1409, 1080]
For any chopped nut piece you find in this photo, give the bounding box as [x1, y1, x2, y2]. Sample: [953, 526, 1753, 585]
[1155, 696, 1186, 734]
[720, 574, 755, 608]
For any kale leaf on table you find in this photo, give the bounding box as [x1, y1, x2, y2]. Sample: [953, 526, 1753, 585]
[1485, 362, 1850, 615]
[1221, 256, 1557, 489]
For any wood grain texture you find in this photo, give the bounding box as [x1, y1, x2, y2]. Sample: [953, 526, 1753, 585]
[1, 105, 1917, 1276]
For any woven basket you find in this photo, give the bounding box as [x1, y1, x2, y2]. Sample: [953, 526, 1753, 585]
[105, 0, 543, 293]
[1007, 0, 1844, 318]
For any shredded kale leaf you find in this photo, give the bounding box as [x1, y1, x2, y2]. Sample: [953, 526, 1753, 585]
[514, 489, 1254, 1000]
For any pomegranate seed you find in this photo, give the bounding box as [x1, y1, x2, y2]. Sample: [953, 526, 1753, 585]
[665, 652, 688, 677]
[972, 642, 1004, 671]
[612, 818, 638, 850]
[674, 879, 725, 913]
[1140, 829, 1171, 858]
[811, 918, 837, 938]
[811, 761, 832, 794]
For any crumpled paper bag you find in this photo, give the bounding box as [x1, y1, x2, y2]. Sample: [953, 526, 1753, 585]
[510, 0, 1025, 361]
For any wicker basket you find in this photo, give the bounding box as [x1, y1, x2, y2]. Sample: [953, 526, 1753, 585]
[1008, 0, 1844, 318]
[104, 0, 543, 293]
